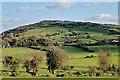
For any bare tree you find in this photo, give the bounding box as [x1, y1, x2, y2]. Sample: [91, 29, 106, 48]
[98, 49, 112, 72]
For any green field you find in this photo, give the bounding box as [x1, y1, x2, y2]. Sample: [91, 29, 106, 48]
[87, 45, 118, 53]
[1, 46, 119, 78]
[2, 47, 46, 59]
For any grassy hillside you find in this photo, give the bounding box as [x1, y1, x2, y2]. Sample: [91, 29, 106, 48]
[1, 20, 119, 78]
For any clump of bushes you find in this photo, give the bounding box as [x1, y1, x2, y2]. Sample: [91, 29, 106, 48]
[95, 72, 101, 77]
[72, 71, 82, 77]
[23, 52, 42, 76]
[3, 56, 20, 76]
[84, 55, 95, 58]
[56, 73, 65, 77]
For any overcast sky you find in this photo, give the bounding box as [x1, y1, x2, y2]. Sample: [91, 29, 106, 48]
[1, 1, 118, 32]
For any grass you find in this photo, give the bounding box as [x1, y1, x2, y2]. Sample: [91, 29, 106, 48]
[2, 47, 46, 59]
[87, 45, 118, 54]
[20, 27, 67, 37]
[91, 33, 117, 40]
[72, 27, 109, 34]
[72, 27, 117, 40]
[80, 39, 97, 44]
[18, 26, 118, 42]
[61, 46, 85, 54]
[68, 56, 118, 67]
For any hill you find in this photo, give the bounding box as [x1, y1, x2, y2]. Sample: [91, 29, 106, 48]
[1, 20, 120, 52]
[1, 20, 119, 78]
[0, 20, 119, 49]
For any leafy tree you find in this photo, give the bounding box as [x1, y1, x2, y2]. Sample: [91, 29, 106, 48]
[46, 44, 68, 74]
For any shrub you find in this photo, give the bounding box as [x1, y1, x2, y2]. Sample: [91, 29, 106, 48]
[3, 56, 20, 76]
[72, 71, 82, 77]
[70, 66, 74, 69]
[96, 72, 101, 77]
[61, 66, 71, 70]
[23, 52, 42, 76]
[117, 67, 120, 75]
[56, 74, 64, 77]
[89, 66, 96, 75]
[108, 64, 117, 72]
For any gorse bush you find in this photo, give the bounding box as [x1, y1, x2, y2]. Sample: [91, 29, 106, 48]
[46, 44, 68, 74]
